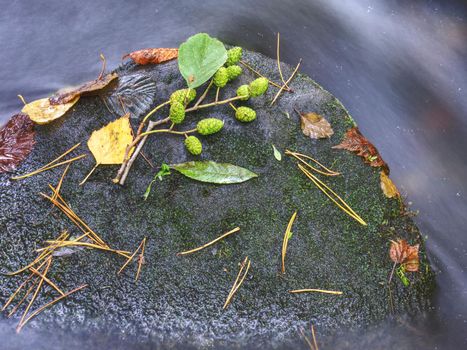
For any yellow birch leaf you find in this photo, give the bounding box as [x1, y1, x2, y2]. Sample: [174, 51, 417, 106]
[22, 96, 79, 125]
[380, 171, 399, 198]
[87, 115, 134, 165]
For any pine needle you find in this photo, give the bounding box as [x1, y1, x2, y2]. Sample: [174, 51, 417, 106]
[282, 211, 298, 274]
[53, 163, 71, 201]
[8, 277, 40, 318]
[38, 240, 131, 259]
[16, 284, 87, 333]
[177, 227, 241, 256]
[297, 164, 367, 226]
[276, 33, 290, 90]
[270, 59, 302, 106]
[300, 324, 319, 350]
[223, 256, 251, 309]
[29, 266, 65, 296]
[239, 60, 290, 91]
[135, 237, 146, 282]
[289, 288, 343, 295]
[11, 154, 86, 180]
[285, 150, 340, 176]
[118, 237, 146, 275]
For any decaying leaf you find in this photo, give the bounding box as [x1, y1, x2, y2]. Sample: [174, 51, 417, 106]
[299, 111, 334, 139]
[49, 73, 118, 105]
[332, 127, 388, 172]
[0, 114, 35, 173]
[87, 115, 134, 165]
[123, 48, 178, 65]
[272, 144, 282, 161]
[22, 96, 79, 125]
[389, 239, 419, 272]
[171, 161, 258, 184]
[380, 171, 399, 198]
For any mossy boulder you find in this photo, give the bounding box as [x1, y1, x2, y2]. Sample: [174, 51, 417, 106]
[0, 49, 434, 348]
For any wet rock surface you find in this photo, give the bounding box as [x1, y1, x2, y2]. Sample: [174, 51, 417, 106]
[0, 50, 434, 348]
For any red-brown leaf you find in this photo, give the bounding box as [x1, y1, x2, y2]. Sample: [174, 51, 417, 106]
[49, 72, 118, 105]
[332, 127, 388, 173]
[389, 239, 420, 272]
[0, 114, 35, 173]
[123, 48, 178, 65]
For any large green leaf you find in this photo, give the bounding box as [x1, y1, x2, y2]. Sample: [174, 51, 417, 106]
[178, 33, 227, 88]
[171, 161, 258, 184]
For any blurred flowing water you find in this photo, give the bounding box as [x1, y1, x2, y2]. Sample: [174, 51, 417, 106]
[1, 0, 466, 348]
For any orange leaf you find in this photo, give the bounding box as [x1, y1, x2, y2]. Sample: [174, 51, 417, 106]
[389, 239, 419, 272]
[123, 48, 178, 65]
[332, 127, 388, 172]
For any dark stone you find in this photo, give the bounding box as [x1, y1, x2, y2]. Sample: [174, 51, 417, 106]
[0, 50, 434, 348]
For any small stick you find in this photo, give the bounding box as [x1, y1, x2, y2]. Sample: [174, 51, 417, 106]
[215, 87, 220, 102]
[140, 151, 154, 168]
[289, 288, 343, 295]
[177, 227, 240, 256]
[139, 101, 171, 134]
[98, 53, 106, 80]
[16, 284, 87, 333]
[270, 59, 302, 106]
[18, 94, 27, 105]
[135, 237, 146, 282]
[281, 211, 298, 274]
[285, 149, 340, 176]
[276, 33, 290, 90]
[79, 163, 99, 186]
[11, 154, 86, 180]
[239, 61, 290, 91]
[193, 80, 214, 108]
[223, 256, 251, 309]
[139, 128, 197, 138]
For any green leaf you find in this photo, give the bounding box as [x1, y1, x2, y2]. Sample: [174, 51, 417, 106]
[171, 161, 258, 184]
[178, 33, 227, 88]
[396, 265, 410, 287]
[143, 163, 171, 200]
[272, 144, 282, 161]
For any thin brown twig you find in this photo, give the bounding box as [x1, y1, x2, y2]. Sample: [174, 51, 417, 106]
[177, 227, 240, 256]
[193, 80, 214, 108]
[282, 211, 298, 274]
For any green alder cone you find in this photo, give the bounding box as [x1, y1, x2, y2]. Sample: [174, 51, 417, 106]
[197, 118, 224, 135]
[213, 67, 229, 88]
[184, 136, 203, 155]
[226, 65, 242, 81]
[169, 101, 186, 124]
[249, 77, 269, 97]
[236, 85, 250, 100]
[170, 88, 196, 105]
[226, 47, 242, 66]
[235, 106, 257, 122]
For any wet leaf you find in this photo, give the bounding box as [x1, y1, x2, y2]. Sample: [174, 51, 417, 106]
[49, 73, 118, 105]
[396, 265, 410, 286]
[389, 239, 419, 272]
[22, 96, 79, 125]
[272, 144, 282, 161]
[299, 111, 334, 139]
[171, 161, 258, 184]
[123, 48, 178, 65]
[178, 33, 227, 88]
[87, 115, 133, 165]
[0, 114, 35, 173]
[380, 171, 399, 198]
[332, 127, 388, 172]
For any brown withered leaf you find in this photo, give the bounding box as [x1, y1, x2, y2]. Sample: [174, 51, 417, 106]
[380, 171, 399, 198]
[332, 127, 388, 172]
[389, 239, 419, 272]
[0, 113, 35, 173]
[123, 48, 178, 65]
[299, 111, 334, 139]
[49, 72, 118, 105]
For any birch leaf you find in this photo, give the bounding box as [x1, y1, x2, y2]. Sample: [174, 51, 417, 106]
[380, 171, 399, 198]
[299, 111, 334, 139]
[22, 97, 79, 125]
[389, 239, 419, 272]
[87, 115, 133, 165]
[171, 161, 257, 184]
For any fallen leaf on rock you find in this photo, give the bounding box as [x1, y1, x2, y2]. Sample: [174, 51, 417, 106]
[389, 239, 419, 272]
[171, 161, 257, 184]
[49, 73, 118, 105]
[0, 114, 35, 173]
[123, 48, 178, 65]
[297, 110, 334, 139]
[380, 171, 399, 198]
[22, 97, 79, 125]
[87, 114, 134, 165]
[332, 127, 388, 172]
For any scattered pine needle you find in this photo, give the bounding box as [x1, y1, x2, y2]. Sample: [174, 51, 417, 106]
[285, 149, 340, 177]
[300, 324, 319, 350]
[239, 60, 290, 91]
[281, 211, 298, 274]
[8, 277, 40, 318]
[289, 288, 343, 295]
[276, 33, 290, 90]
[270, 58, 302, 106]
[177, 227, 241, 256]
[11, 143, 83, 180]
[29, 266, 65, 296]
[135, 238, 146, 282]
[223, 256, 251, 309]
[39, 240, 131, 259]
[16, 284, 87, 333]
[297, 164, 367, 226]
[118, 237, 147, 277]
[53, 163, 71, 201]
